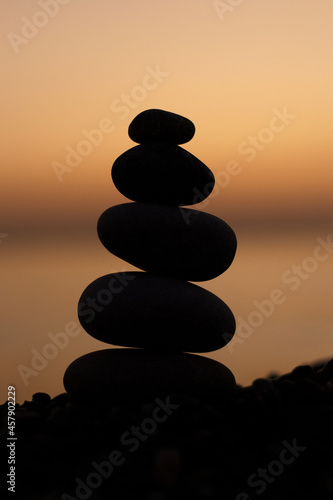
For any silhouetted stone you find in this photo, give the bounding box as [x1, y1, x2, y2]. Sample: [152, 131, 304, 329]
[63, 349, 236, 403]
[251, 378, 274, 392]
[78, 272, 236, 352]
[32, 392, 51, 405]
[50, 393, 70, 408]
[128, 109, 195, 144]
[290, 364, 314, 379]
[97, 203, 237, 281]
[111, 143, 214, 205]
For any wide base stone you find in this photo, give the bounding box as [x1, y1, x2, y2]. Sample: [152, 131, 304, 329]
[63, 348, 236, 404]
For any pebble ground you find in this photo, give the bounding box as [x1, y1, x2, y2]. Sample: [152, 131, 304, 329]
[1, 359, 333, 499]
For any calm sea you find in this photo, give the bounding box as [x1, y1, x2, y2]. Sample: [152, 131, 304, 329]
[2, 228, 332, 403]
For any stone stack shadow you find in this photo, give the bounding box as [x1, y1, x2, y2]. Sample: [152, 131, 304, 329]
[63, 109, 238, 404]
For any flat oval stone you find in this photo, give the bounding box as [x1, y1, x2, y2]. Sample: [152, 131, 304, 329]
[111, 143, 215, 206]
[77, 272, 236, 352]
[97, 203, 237, 281]
[63, 349, 236, 404]
[128, 109, 195, 144]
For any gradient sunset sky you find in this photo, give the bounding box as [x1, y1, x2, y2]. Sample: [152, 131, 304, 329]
[1, 0, 333, 401]
[2, 0, 333, 233]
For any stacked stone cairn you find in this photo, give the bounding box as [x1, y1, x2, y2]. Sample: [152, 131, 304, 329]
[63, 109, 238, 404]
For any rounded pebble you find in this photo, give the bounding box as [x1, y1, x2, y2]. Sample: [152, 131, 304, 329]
[290, 364, 314, 379]
[111, 143, 214, 205]
[32, 392, 51, 405]
[78, 272, 236, 352]
[97, 203, 237, 281]
[128, 109, 195, 144]
[63, 349, 236, 404]
[251, 378, 274, 392]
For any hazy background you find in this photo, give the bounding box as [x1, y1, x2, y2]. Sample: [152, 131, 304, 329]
[1, 0, 333, 403]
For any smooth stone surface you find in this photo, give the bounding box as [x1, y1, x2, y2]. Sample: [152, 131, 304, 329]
[112, 143, 214, 206]
[78, 272, 236, 352]
[97, 203, 237, 281]
[63, 349, 236, 403]
[128, 109, 195, 144]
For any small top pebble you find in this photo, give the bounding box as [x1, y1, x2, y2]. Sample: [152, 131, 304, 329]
[128, 109, 195, 144]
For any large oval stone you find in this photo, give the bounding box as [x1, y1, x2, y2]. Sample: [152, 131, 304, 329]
[111, 143, 214, 206]
[97, 203, 237, 281]
[128, 109, 195, 144]
[63, 349, 236, 404]
[78, 272, 236, 352]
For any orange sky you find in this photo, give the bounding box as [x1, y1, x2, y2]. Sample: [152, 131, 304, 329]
[1, 0, 333, 235]
[1, 1, 333, 402]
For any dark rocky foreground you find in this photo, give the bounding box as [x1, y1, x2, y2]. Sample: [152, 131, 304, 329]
[1, 359, 333, 500]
